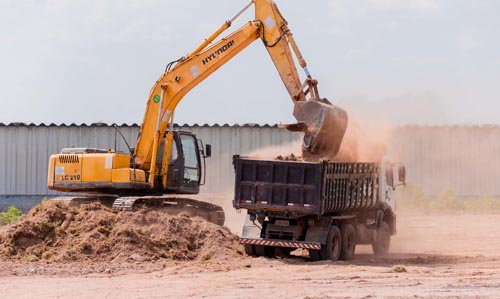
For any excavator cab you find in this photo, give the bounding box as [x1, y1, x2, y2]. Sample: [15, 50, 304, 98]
[157, 130, 210, 194]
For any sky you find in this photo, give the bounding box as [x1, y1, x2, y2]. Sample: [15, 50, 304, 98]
[0, 0, 499, 125]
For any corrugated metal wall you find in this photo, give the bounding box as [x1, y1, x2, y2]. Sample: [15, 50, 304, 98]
[0, 124, 140, 195]
[1, 124, 499, 198]
[389, 126, 500, 196]
[0, 124, 301, 196]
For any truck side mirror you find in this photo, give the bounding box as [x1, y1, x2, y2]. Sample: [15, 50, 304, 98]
[398, 165, 406, 184]
[205, 144, 212, 158]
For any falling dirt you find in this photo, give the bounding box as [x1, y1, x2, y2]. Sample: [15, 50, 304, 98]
[246, 139, 303, 160]
[247, 119, 394, 163]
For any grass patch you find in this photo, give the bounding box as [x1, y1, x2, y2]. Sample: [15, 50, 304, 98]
[397, 184, 500, 211]
[0, 206, 22, 225]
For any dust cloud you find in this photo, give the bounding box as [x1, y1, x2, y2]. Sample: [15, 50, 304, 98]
[335, 119, 395, 162]
[211, 105, 499, 256]
[190, 192, 243, 235]
[242, 120, 395, 164]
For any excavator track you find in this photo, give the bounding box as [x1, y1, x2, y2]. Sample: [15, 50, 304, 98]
[112, 196, 225, 226]
[52, 195, 225, 226]
[51, 196, 117, 208]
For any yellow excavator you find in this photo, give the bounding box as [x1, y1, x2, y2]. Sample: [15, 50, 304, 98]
[47, 0, 348, 225]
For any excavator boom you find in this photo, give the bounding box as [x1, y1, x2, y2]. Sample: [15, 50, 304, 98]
[136, 0, 348, 176]
[134, 21, 261, 169]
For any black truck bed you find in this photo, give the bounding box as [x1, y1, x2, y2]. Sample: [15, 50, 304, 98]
[233, 156, 381, 216]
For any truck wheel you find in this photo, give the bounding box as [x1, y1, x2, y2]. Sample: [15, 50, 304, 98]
[244, 244, 256, 256]
[309, 249, 321, 261]
[255, 245, 276, 258]
[275, 247, 292, 258]
[339, 223, 356, 260]
[372, 221, 391, 256]
[321, 226, 342, 261]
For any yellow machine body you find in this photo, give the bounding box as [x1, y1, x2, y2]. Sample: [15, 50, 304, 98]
[47, 153, 147, 192]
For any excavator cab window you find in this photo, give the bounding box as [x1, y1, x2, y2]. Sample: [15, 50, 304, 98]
[180, 134, 201, 184]
[163, 131, 202, 194]
[169, 140, 178, 162]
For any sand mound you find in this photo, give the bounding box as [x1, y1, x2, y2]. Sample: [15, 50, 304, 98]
[0, 200, 242, 263]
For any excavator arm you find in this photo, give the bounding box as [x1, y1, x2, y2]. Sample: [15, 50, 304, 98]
[134, 21, 261, 170]
[134, 0, 348, 188]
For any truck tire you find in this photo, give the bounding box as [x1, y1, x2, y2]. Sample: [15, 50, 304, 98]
[323, 226, 342, 261]
[309, 249, 321, 261]
[244, 244, 256, 256]
[372, 221, 390, 256]
[309, 226, 342, 261]
[339, 223, 356, 260]
[275, 247, 292, 258]
[255, 245, 276, 258]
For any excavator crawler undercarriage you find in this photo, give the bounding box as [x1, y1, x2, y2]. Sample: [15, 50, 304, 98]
[52, 195, 225, 226]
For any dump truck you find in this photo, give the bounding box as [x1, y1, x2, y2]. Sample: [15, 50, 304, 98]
[233, 155, 406, 260]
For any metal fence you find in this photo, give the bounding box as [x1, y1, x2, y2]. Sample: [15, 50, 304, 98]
[389, 125, 500, 196]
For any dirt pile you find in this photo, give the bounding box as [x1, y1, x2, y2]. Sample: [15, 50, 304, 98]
[0, 201, 242, 263]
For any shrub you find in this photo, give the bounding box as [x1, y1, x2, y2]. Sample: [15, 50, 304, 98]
[437, 185, 465, 210]
[397, 183, 433, 210]
[0, 206, 22, 225]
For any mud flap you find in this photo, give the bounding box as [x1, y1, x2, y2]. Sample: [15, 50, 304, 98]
[305, 223, 330, 245]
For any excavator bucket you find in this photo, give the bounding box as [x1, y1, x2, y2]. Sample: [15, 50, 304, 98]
[290, 100, 348, 160]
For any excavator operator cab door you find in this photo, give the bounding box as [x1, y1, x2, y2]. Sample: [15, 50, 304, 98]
[162, 131, 202, 194]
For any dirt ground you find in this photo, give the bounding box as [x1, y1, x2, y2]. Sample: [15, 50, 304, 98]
[1, 206, 499, 298]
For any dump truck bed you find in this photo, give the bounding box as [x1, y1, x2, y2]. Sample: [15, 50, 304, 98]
[233, 156, 381, 216]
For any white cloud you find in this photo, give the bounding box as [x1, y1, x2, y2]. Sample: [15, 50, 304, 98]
[408, 0, 440, 12]
[368, 0, 439, 12]
[330, 0, 439, 18]
[457, 29, 483, 52]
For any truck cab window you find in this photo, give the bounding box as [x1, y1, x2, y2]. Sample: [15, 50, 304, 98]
[385, 164, 394, 188]
[180, 134, 200, 183]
